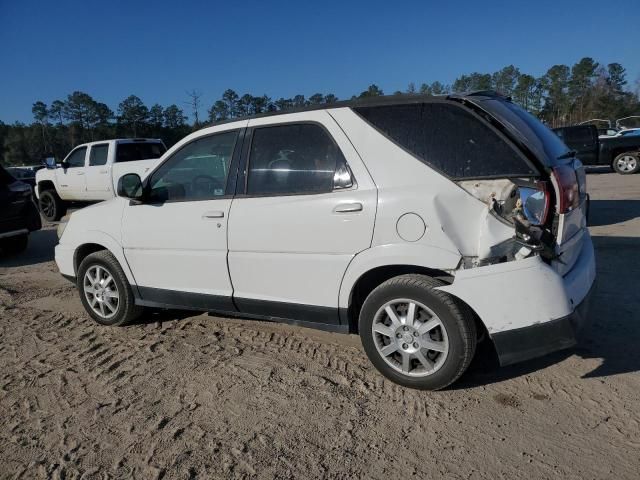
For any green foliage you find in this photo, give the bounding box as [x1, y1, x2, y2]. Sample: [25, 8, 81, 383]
[2, 57, 639, 166]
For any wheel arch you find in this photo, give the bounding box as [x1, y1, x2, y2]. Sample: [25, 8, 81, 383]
[610, 148, 639, 164]
[71, 233, 137, 285]
[37, 180, 56, 194]
[339, 244, 465, 333]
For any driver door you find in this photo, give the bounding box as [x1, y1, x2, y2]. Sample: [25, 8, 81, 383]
[121, 126, 245, 310]
[56, 146, 88, 199]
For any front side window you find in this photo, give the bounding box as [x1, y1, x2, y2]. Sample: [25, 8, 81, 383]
[148, 131, 238, 202]
[89, 144, 109, 166]
[247, 123, 350, 195]
[66, 147, 87, 168]
[355, 103, 535, 178]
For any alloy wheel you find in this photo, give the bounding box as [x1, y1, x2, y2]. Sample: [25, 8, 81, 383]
[616, 155, 638, 173]
[40, 194, 54, 219]
[83, 265, 120, 319]
[371, 299, 449, 377]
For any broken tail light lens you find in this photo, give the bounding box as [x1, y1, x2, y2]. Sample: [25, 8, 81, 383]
[552, 165, 580, 214]
[520, 182, 550, 225]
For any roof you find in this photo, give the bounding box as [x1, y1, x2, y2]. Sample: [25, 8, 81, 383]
[209, 90, 510, 126]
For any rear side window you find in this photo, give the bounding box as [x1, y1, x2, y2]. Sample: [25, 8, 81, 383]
[247, 123, 350, 195]
[354, 103, 535, 178]
[116, 142, 166, 163]
[89, 144, 109, 166]
[562, 127, 596, 146]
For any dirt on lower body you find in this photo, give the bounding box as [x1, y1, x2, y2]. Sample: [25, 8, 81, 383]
[1, 172, 639, 479]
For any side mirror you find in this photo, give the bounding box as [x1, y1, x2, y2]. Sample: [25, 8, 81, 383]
[44, 157, 57, 169]
[117, 173, 144, 202]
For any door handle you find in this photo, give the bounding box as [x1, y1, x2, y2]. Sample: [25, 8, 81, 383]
[333, 202, 363, 213]
[100, 170, 108, 174]
[76, 171, 85, 175]
[202, 211, 225, 219]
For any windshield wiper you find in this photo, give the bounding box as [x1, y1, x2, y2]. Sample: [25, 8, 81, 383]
[557, 150, 577, 160]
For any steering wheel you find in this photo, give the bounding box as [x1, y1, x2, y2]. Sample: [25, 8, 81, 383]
[192, 174, 224, 196]
[267, 158, 291, 169]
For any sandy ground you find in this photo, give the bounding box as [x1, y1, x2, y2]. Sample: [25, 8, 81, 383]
[1, 171, 639, 479]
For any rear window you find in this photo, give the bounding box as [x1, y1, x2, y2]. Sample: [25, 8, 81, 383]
[474, 99, 572, 167]
[116, 142, 166, 163]
[354, 102, 536, 178]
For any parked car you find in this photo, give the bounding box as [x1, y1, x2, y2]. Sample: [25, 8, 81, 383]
[35, 138, 167, 221]
[0, 165, 42, 255]
[553, 124, 640, 174]
[6, 165, 44, 189]
[54, 92, 595, 390]
[616, 128, 640, 137]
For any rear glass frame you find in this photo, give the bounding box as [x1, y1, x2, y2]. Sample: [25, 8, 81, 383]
[115, 142, 167, 163]
[353, 101, 539, 180]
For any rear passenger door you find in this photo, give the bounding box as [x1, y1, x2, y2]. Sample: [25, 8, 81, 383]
[227, 111, 376, 326]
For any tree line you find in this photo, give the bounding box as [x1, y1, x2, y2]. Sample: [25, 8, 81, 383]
[1, 56, 638, 166]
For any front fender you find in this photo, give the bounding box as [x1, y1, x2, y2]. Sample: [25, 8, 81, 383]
[61, 230, 137, 285]
[338, 243, 461, 309]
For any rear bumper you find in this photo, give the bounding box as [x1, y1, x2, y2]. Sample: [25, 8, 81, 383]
[438, 231, 596, 366]
[491, 281, 594, 365]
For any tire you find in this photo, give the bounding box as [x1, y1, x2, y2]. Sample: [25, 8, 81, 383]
[0, 234, 28, 255]
[38, 189, 67, 222]
[77, 250, 143, 326]
[359, 274, 477, 390]
[612, 152, 640, 175]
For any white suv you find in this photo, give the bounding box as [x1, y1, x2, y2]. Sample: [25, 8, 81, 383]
[55, 93, 595, 390]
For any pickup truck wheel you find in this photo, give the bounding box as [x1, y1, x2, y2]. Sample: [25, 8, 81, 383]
[39, 189, 67, 222]
[0, 234, 28, 255]
[77, 251, 143, 326]
[359, 274, 477, 390]
[612, 153, 640, 174]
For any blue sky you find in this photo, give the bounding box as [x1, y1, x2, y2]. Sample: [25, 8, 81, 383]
[1, 0, 638, 123]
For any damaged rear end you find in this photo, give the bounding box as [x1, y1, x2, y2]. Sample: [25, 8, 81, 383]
[439, 93, 596, 365]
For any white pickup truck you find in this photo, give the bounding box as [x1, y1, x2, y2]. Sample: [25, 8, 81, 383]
[35, 139, 166, 221]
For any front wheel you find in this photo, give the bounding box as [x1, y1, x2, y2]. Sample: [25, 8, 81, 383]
[612, 152, 640, 174]
[39, 189, 67, 222]
[77, 250, 143, 326]
[359, 274, 477, 390]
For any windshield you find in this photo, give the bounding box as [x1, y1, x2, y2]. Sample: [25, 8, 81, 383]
[116, 142, 166, 163]
[473, 98, 572, 167]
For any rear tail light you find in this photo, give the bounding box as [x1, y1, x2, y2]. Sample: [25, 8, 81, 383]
[552, 165, 580, 214]
[519, 181, 550, 225]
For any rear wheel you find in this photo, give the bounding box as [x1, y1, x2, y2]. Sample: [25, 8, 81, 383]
[77, 250, 143, 326]
[0, 234, 28, 255]
[359, 274, 477, 390]
[39, 189, 67, 222]
[612, 152, 639, 174]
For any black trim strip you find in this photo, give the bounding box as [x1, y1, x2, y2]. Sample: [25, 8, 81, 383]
[136, 286, 236, 312]
[132, 286, 348, 332]
[234, 297, 340, 325]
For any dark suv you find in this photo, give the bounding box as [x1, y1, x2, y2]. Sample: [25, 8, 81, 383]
[0, 165, 42, 255]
